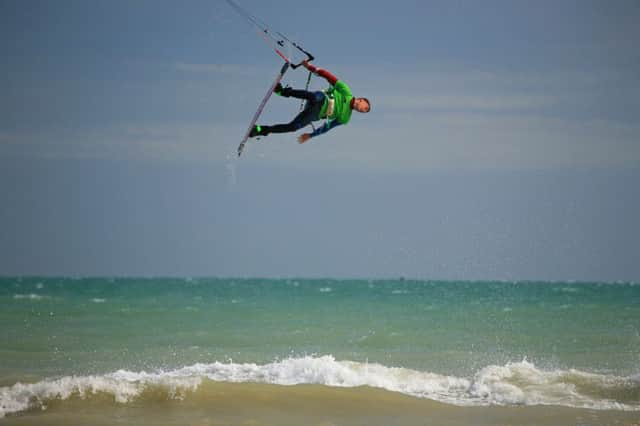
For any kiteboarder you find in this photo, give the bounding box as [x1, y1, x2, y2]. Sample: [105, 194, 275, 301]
[249, 60, 370, 143]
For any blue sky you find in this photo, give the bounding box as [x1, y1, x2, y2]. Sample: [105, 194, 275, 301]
[1, 1, 639, 280]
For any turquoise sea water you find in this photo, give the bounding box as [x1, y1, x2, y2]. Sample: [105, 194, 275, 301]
[1, 278, 639, 418]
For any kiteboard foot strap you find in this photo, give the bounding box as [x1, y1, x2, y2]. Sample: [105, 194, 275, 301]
[249, 125, 270, 138]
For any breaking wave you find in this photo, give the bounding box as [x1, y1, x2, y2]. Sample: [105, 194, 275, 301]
[1, 356, 638, 418]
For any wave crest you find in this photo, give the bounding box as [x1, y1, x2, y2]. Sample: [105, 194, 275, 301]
[1, 356, 638, 418]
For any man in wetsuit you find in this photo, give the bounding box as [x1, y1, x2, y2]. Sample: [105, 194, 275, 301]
[249, 61, 370, 143]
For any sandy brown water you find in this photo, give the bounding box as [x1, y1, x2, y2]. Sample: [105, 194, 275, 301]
[3, 382, 638, 426]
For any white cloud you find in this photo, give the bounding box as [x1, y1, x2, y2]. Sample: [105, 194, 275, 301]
[175, 62, 258, 77]
[2, 109, 637, 178]
[0, 123, 237, 164]
[238, 111, 640, 173]
[3, 59, 637, 174]
[375, 94, 557, 112]
[342, 113, 640, 171]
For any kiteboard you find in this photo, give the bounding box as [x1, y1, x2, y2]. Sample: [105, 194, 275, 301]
[237, 62, 289, 157]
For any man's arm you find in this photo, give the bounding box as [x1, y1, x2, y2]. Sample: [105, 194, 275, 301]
[303, 61, 338, 86]
[298, 120, 342, 144]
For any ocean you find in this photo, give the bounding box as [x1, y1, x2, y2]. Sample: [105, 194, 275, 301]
[1, 277, 639, 425]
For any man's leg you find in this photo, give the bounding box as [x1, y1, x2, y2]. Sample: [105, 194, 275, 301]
[275, 84, 316, 102]
[258, 107, 315, 134]
[252, 92, 324, 136]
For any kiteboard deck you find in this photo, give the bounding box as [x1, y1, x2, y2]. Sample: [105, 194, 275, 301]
[237, 62, 290, 157]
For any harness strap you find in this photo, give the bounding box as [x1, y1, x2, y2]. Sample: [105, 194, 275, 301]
[301, 70, 316, 131]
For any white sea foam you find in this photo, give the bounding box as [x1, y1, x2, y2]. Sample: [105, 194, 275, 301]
[91, 298, 106, 303]
[1, 356, 637, 418]
[0, 372, 201, 418]
[13, 294, 47, 300]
